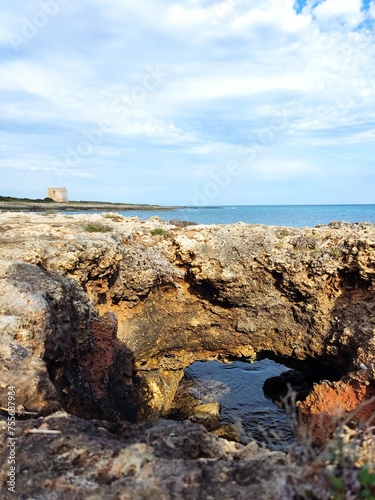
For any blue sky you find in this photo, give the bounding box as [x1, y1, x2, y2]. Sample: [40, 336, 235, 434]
[0, 0, 374, 205]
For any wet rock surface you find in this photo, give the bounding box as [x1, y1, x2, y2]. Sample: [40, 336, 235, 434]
[0, 213, 375, 497]
[263, 370, 309, 401]
[190, 402, 221, 431]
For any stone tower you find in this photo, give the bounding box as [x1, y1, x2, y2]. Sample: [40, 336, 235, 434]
[47, 188, 68, 202]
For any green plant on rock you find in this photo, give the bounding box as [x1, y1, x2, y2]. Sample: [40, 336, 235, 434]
[330, 474, 346, 500]
[329, 466, 375, 500]
[329, 247, 341, 258]
[276, 407, 375, 500]
[278, 229, 290, 238]
[358, 466, 375, 499]
[102, 213, 124, 222]
[83, 222, 113, 233]
[151, 228, 170, 239]
[325, 429, 375, 500]
[292, 233, 319, 250]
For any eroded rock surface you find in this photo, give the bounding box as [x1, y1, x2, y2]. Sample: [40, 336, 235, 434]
[0, 253, 138, 421]
[0, 412, 290, 500]
[0, 212, 375, 496]
[2, 213, 374, 412]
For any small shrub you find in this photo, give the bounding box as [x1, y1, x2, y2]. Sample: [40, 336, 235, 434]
[151, 228, 170, 238]
[358, 466, 375, 498]
[329, 464, 375, 499]
[329, 247, 341, 258]
[102, 213, 124, 222]
[83, 222, 113, 233]
[273, 391, 375, 499]
[292, 234, 318, 250]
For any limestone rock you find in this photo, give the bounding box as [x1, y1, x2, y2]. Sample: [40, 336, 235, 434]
[190, 402, 221, 430]
[0, 413, 289, 499]
[212, 424, 241, 442]
[0, 213, 375, 421]
[0, 256, 138, 420]
[0, 213, 375, 497]
[169, 219, 197, 227]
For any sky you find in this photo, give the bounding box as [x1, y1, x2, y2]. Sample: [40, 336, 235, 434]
[0, 0, 374, 205]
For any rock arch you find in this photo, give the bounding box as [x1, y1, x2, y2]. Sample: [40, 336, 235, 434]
[0, 214, 374, 428]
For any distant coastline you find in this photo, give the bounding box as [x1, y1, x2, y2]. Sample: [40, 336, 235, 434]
[0, 197, 180, 213]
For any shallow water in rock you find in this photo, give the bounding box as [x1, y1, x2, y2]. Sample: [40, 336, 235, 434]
[185, 359, 295, 450]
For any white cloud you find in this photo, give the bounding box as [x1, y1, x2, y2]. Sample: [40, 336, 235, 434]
[231, 1, 312, 33]
[0, 0, 374, 203]
[312, 0, 364, 28]
[167, 4, 213, 25]
[0, 158, 90, 178]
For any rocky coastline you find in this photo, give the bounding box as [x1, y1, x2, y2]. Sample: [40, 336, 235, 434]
[0, 212, 374, 498]
[0, 201, 179, 213]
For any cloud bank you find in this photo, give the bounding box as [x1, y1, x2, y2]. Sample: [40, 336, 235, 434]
[0, 0, 374, 204]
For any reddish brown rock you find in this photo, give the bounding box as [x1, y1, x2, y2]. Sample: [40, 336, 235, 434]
[0, 257, 137, 421]
[297, 376, 375, 445]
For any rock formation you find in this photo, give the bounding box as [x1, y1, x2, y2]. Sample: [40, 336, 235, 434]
[0, 212, 374, 497]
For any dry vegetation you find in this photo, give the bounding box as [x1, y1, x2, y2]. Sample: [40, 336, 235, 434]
[274, 396, 375, 499]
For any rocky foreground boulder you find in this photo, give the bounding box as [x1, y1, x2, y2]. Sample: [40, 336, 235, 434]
[0, 212, 374, 498]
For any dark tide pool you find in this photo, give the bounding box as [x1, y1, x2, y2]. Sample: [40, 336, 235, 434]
[185, 359, 295, 450]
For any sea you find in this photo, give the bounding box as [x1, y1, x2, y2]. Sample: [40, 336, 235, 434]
[117, 204, 375, 227]
[185, 359, 295, 450]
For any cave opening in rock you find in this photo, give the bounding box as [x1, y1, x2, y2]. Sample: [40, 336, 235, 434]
[168, 355, 344, 451]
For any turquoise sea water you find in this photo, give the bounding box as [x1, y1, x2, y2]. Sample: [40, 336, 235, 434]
[118, 204, 375, 227]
